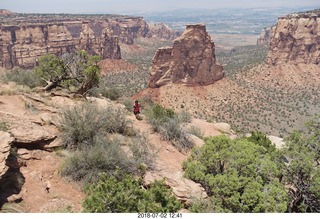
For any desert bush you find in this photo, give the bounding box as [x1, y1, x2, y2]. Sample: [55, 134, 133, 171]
[189, 125, 204, 139]
[0, 85, 32, 95]
[129, 134, 155, 173]
[183, 135, 288, 212]
[145, 104, 175, 131]
[160, 117, 193, 151]
[100, 87, 122, 100]
[177, 109, 192, 123]
[82, 172, 182, 213]
[122, 97, 134, 112]
[151, 104, 176, 121]
[145, 104, 193, 151]
[88, 86, 122, 100]
[60, 133, 155, 185]
[58, 102, 128, 147]
[189, 198, 215, 213]
[0, 68, 43, 88]
[60, 138, 131, 185]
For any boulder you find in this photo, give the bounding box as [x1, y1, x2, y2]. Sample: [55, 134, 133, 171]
[0, 111, 56, 147]
[267, 135, 285, 149]
[144, 171, 207, 204]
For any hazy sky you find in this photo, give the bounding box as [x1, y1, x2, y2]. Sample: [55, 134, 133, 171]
[1, 0, 319, 14]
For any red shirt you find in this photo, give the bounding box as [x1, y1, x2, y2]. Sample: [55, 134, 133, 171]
[133, 103, 141, 112]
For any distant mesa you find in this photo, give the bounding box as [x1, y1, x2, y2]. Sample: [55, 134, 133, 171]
[0, 9, 15, 16]
[267, 9, 320, 65]
[149, 24, 224, 88]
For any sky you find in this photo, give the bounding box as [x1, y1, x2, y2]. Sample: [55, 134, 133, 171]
[0, 0, 319, 14]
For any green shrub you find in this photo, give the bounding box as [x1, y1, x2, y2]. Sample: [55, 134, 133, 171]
[246, 131, 276, 153]
[60, 133, 154, 185]
[283, 116, 320, 212]
[82, 172, 182, 213]
[101, 87, 122, 100]
[129, 134, 155, 173]
[148, 104, 175, 122]
[189, 198, 215, 213]
[160, 118, 192, 151]
[60, 138, 131, 185]
[58, 102, 128, 147]
[183, 135, 288, 212]
[145, 104, 193, 151]
[122, 97, 134, 112]
[1, 68, 43, 88]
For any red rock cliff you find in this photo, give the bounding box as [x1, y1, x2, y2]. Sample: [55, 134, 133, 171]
[0, 21, 121, 69]
[267, 10, 320, 65]
[149, 24, 224, 88]
[0, 15, 174, 69]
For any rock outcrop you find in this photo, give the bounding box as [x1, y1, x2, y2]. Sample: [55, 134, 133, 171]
[0, 131, 14, 180]
[149, 24, 224, 88]
[267, 10, 320, 65]
[0, 111, 57, 147]
[257, 26, 275, 46]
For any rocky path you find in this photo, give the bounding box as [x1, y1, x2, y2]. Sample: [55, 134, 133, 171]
[128, 115, 208, 204]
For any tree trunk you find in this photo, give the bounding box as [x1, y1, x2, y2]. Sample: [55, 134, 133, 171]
[43, 80, 60, 91]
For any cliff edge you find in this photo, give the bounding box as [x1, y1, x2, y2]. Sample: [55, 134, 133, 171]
[267, 9, 320, 65]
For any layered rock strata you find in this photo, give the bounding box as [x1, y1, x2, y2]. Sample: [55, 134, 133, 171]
[149, 24, 224, 87]
[267, 10, 320, 65]
[0, 15, 179, 69]
[0, 21, 121, 69]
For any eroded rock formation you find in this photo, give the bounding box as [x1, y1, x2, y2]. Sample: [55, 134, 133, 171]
[267, 10, 320, 65]
[0, 19, 125, 69]
[257, 26, 275, 46]
[0, 14, 179, 69]
[149, 24, 224, 88]
[0, 131, 14, 180]
[147, 23, 181, 40]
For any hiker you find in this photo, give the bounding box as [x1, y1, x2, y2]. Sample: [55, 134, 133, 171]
[133, 100, 141, 118]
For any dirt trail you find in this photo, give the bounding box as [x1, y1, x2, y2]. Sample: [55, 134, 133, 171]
[19, 150, 84, 212]
[128, 115, 207, 203]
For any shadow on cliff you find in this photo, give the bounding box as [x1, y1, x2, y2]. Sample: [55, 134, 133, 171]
[0, 152, 25, 209]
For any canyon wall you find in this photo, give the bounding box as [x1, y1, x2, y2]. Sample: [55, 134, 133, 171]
[149, 24, 224, 88]
[267, 10, 320, 65]
[0, 14, 179, 69]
